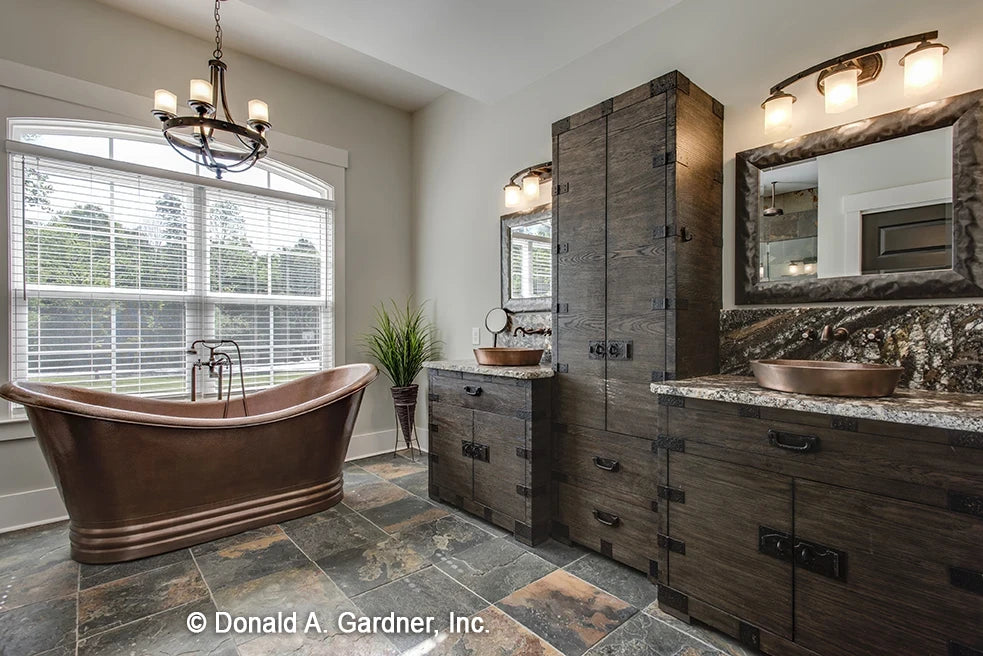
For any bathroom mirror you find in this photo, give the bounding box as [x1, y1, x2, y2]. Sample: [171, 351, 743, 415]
[736, 89, 983, 304]
[484, 307, 509, 334]
[501, 203, 552, 311]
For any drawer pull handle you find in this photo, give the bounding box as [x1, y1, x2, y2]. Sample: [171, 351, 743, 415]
[592, 509, 621, 527]
[768, 429, 819, 453]
[463, 385, 482, 396]
[592, 456, 621, 472]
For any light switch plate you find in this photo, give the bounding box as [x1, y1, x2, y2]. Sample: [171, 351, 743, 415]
[471, 327, 480, 345]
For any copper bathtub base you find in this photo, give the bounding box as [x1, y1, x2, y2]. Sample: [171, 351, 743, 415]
[69, 477, 343, 563]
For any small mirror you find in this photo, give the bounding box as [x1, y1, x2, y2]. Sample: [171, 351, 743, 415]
[502, 204, 552, 311]
[484, 308, 509, 334]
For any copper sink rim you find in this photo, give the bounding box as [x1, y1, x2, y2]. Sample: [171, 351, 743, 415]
[750, 359, 903, 398]
[751, 359, 903, 373]
[473, 347, 544, 366]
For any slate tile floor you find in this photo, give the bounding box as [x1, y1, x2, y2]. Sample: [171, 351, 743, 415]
[0, 450, 750, 656]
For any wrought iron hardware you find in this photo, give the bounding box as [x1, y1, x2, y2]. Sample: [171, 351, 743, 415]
[738, 622, 761, 650]
[607, 340, 632, 361]
[653, 151, 676, 167]
[651, 371, 676, 382]
[831, 416, 859, 432]
[950, 566, 983, 596]
[654, 435, 685, 453]
[652, 298, 689, 310]
[516, 447, 531, 460]
[658, 485, 685, 503]
[758, 526, 793, 562]
[589, 340, 606, 359]
[648, 559, 659, 579]
[600, 98, 614, 115]
[658, 533, 686, 554]
[592, 508, 621, 527]
[554, 363, 569, 373]
[428, 393, 440, 402]
[768, 429, 820, 453]
[949, 431, 983, 449]
[553, 182, 569, 195]
[794, 538, 846, 580]
[658, 394, 685, 407]
[463, 385, 482, 397]
[462, 441, 489, 462]
[653, 224, 676, 239]
[516, 485, 531, 497]
[592, 456, 620, 472]
[461, 440, 474, 458]
[712, 98, 725, 119]
[739, 404, 760, 418]
[429, 453, 439, 464]
[555, 242, 569, 254]
[658, 585, 689, 614]
[678, 226, 694, 242]
[600, 539, 613, 557]
[552, 117, 570, 136]
[556, 302, 569, 314]
[429, 423, 439, 433]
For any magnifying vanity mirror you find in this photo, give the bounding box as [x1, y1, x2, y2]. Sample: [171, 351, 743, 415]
[484, 307, 509, 346]
[501, 203, 552, 312]
[736, 89, 983, 304]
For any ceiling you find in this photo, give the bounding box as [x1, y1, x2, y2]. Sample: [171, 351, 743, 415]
[94, 0, 683, 111]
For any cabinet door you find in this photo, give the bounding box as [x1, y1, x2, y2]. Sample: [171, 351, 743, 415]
[428, 402, 473, 503]
[667, 452, 794, 639]
[605, 93, 668, 438]
[553, 117, 607, 429]
[472, 410, 527, 521]
[794, 480, 983, 656]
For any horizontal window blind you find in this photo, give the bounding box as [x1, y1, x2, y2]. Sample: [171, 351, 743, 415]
[9, 152, 333, 402]
[511, 232, 552, 298]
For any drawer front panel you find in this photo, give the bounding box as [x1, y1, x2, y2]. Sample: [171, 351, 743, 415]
[430, 371, 529, 418]
[553, 423, 660, 507]
[472, 410, 527, 521]
[428, 402, 473, 502]
[668, 405, 983, 500]
[555, 481, 659, 573]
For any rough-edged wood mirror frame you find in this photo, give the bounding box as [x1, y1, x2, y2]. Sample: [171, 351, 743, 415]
[736, 89, 983, 305]
[501, 203, 552, 311]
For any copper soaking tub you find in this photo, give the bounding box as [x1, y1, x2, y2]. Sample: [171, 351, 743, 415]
[0, 364, 378, 563]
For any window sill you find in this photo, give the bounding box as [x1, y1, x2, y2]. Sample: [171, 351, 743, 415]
[0, 418, 35, 442]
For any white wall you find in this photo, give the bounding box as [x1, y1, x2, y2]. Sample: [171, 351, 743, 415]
[412, 0, 983, 362]
[0, 0, 418, 530]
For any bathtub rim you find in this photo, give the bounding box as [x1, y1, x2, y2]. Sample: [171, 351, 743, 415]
[0, 363, 378, 429]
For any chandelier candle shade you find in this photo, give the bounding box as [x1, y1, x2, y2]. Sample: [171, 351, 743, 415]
[822, 65, 861, 113]
[152, 0, 271, 178]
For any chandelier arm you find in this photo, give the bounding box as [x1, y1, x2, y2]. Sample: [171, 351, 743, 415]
[163, 131, 209, 167]
[217, 64, 237, 125]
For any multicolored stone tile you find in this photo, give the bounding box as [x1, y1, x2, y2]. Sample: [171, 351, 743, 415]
[344, 479, 414, 511]
[359, 495, 450, 534]
[80, 548, 191, 590]
[316, 536, 431, 597]
[454, 511, 512, 539]
[281, 512, 389, 562]
[343, 463, 384, 489]
[584, 612, 722, 656]
[644, 602, 755, 656]
[76, 598, 237, 656]
[0, 557, 77, 612]
[0, 595, 76, 656]
[192, 525, 309, 591]
[356, 453, 428, 480]
[565, 552, 658, 608]
[0, 521, 70, 574]
[77, 559, 209, 638]
[423, 605, 563, 656]
[497, 569, 636, 656]
[507, 536, 589, 567]
[436, 538, 555, 602]
[352, 567, 486, 652]
[396, 515, 493, 562]
[391, 470, 430, 497]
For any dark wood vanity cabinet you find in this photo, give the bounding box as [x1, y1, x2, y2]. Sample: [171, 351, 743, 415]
[427, 368, 551, 544]
[549, 71, 723, 574]
[655, 395, 983, 656]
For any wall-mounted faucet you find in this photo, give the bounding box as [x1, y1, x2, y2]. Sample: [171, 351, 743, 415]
[513, 326, 552, 337]
[820, 324, 850, 342]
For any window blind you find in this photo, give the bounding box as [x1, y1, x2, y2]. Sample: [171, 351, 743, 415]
[9, 153, 333, 401]
[511, 233, 552, 298]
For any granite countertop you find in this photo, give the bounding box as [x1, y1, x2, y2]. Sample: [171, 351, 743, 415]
[424, 359, 554, 380]
[651, 375, 983, 434]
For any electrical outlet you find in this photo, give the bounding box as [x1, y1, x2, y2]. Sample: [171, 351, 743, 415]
[471, 327, 481, 345]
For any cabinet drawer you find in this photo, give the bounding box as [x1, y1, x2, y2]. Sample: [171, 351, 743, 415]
[430, 370, 529, 419]
[668, 404, 983, 504]
[473, 410, 527, 521]
[553, 423, 660, 508]
[554, 481, 659, 574]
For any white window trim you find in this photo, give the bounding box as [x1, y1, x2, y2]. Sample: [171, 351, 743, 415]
[0, 60, 348, 438]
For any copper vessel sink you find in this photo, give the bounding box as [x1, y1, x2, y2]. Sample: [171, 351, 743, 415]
[751, 359, 903, 398]
[474, 347, 544, 366]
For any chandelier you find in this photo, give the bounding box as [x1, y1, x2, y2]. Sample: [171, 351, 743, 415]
[152, 0, 271, 178]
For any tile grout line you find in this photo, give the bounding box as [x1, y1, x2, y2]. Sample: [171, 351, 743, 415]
[74, 562, 80, 656]
[75, 596, 208, 644]
[641, 609, 731, 655]
[189, 547, 242, 656]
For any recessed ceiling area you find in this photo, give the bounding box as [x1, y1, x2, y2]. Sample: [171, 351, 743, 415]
[94, 0, 685, 110]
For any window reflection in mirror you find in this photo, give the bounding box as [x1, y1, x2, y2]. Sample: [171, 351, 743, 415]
[510, 220, 551, 299]
[757, 126, 953, 282]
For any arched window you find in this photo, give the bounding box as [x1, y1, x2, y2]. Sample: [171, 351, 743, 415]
[7, 119, 335, 402]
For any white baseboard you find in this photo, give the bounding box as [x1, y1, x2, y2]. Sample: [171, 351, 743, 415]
[0, 426, 429, 534]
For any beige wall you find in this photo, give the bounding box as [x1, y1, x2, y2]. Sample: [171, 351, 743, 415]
[412, 0, 983, 361]
[0, 0, 415, 528]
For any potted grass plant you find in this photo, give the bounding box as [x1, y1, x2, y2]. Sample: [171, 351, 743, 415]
[362, 299, 441, 451]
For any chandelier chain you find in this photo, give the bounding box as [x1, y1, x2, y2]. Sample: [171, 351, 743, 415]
[213, 0, 223, 60]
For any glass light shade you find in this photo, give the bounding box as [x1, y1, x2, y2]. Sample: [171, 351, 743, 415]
[504, 183, 521, 208]
[824, 68, 859, 114]
[788, 262, 801, 275]
[190, 79, 213, 104]
[248, 99, 269, 123]
[522, 173, 540, 198]
[154, 89, 178, 115]
[804, 262, 816, 274]
[903, 45, 945, 96]
[763, 94, 794, 133]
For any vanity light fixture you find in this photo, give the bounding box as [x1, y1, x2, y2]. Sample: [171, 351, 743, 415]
[504, 162, 552, 208]
[761, 31, 948, 133]
[152, 0, 271, 178]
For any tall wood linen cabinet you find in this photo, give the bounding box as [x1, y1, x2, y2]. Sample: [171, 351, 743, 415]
[550, 71, 724, 576]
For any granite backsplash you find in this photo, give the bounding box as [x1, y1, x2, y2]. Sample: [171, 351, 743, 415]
[497, 310, 552, 363]
[720, 304, 983, 393]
